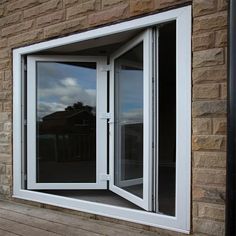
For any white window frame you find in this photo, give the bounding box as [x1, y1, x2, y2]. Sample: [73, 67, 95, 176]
[109, 29, 152, 211]
[13, 6, 191, 233]
[27, 55, 108, 190]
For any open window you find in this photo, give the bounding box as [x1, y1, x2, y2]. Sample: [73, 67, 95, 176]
[26, 30, 153, 211]
[13, 6, 191, 232]
[109, 30, 152, 211]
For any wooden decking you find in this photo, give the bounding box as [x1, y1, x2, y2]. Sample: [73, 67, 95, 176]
[0, 200, 160, 236]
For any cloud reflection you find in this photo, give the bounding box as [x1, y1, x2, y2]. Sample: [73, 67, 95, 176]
[37, 62, 96, 120]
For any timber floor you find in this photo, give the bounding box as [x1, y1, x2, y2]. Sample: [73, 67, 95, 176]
[0, 200, 161, 236]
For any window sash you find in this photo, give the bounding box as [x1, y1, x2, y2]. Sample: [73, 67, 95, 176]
[26, 55, 108, 190]
[109, 29, 153, 211]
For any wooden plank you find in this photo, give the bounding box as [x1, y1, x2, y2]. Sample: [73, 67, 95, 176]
[93, 219, 158, 236]
[0, 201, 159, 236]
[0, 217, 60, 236]
[0, 208, 103, 236]
[0, 228, 19, 236]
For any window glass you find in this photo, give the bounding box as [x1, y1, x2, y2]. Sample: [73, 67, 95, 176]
[36, 62, 97, 183]
[114, 43, 144, 198]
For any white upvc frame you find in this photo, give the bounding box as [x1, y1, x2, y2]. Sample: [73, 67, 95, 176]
[26, 55, 108, 190]
[13, 6, 191, 233]
[109, 29, 152, 211]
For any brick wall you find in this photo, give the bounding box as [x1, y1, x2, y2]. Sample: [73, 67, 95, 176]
[0, 0, 228, 235]
[192, 0, 227, 235]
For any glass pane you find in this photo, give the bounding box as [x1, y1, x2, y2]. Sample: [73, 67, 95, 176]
[114, 43, 143, 198]
[36, 61, 97, 183]
[158, 21, 176, 216]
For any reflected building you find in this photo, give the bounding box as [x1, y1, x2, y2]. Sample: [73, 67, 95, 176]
[36, 102, 96, 183]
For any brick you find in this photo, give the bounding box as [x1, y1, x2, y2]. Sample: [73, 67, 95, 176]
[0, 12, 22, 28]
[193, 219, 224, 236]
[44, 17, 87, 38]
[36, 10, 64, 27]
[3, 122, 11, 132]
[0, 39, 7, 49]
[192, 32, 215, 51]
[0, 185, 11, 196]
[5, 165, 12, 176]
[0, 60, 10, 70]
[2, 20, 34, 37]
[0, 7, 4, 17]
[0, 164, 5, 175]
[193, 151, 226, 168]
[130, 0, 154, 14]
[193, 48, 224, 68]
[8, 30, 43, 47]
[23, 0, 62, 19]
[215, 29, 227, 47]
[0, 123, 4, 131]
[213, 118, 226, 135]
[0, 154, 12, 164]
[67, 0, 96, 19]
[64, 0, 83, 7]
[193, 118, 212, 135]
[0, 175, 12, 185]
[218, 0, 227, 11]
[6, 0, 48, 13]
[4, 71, 12, 82]
[193, 186, 225, 204]
[192, 135, 226, 151]
[192, 101, 226, 117]
[193, 0, 217, 17]
[3, 102, 11, 112]
[2, 81, 12, 90]
[102, 0, 125, 8]
[159, 0, 190, 8]
[0, 49, 10, 60]
[193, 12, 227, 33]
[0, 113, 10, 123]
[88, 4, 128, 26]
[193, 169, 225, 186]
[193, 65, 227, 84]
[198, 203, 225, 221]
[0, 92, 12, 100]
[0, 132, 10, 143]
[193, 202, 198, 218]
[0, 71, 4, 80]
[193, 84, 220, 99]
[220, 83, 227, 99]
[0, 144, 11, 154]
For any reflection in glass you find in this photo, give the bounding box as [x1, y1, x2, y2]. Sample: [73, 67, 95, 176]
[114, 43, 143, 198]
[36, 62, 97, 183]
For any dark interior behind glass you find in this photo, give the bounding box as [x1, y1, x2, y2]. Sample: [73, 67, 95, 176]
[158, 22, 176, 216]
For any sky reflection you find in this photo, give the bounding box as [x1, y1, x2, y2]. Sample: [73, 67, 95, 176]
[37, 62, 96, 120]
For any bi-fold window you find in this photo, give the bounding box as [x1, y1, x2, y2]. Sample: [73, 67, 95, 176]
[14, 6, 191, 231]
[27, 29, 153, 211]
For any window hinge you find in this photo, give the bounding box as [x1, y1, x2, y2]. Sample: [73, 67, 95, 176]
[101, 65, 111, 72]
[24, 119, 27, 125]
[100, 174, 110, 181]
[100, 113, 114, 124]
[24, 174, 27, 181]
[24, 64, 27, 72]
[100, 113, 111, 119]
